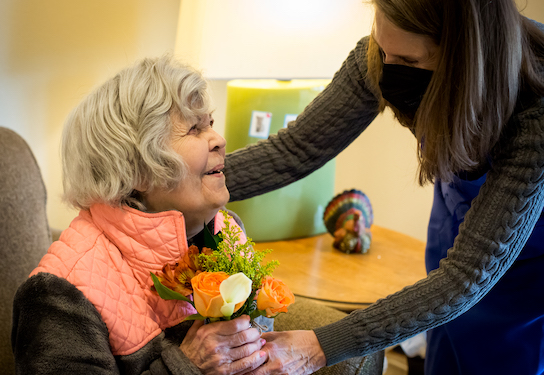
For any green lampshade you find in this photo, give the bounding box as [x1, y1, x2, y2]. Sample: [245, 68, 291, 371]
[225, 79, 335, 242]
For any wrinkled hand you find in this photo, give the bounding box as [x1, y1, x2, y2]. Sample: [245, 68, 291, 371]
[248, 330, 326, 375]
[181, 315, 267, 375]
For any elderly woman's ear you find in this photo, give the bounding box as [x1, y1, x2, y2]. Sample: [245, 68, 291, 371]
[133, 184, 147, 195]
[123, 189, 145, 211]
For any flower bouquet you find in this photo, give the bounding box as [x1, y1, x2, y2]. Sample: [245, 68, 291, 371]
[150, 211, 295, 326]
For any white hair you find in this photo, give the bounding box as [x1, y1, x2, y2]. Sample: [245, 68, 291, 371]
[62, 55, 211, 210]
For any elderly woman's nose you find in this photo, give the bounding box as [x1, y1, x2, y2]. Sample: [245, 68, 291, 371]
[209, 128, 226, 150]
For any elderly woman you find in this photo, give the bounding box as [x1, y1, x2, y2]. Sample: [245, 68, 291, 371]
[11, 56, 268, 375]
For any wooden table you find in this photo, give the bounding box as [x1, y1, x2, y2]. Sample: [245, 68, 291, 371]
[254, 226, 427, 312]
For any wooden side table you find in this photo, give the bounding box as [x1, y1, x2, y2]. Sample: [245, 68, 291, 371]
[255, 225, 427, 312]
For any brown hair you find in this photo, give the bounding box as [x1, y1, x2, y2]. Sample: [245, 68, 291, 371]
[367, 0, 544, 184]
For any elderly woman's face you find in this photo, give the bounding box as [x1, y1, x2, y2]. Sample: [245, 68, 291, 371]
[144, 114, 229, 238]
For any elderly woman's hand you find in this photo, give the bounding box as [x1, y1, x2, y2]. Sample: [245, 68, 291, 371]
[247, 330, 326, 375]
[180, 315, 267, 375]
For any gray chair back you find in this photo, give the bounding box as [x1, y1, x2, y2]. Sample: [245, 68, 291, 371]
[0, 127, 50, 374]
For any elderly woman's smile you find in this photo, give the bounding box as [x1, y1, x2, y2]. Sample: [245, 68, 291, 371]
[143, 114, 230, 238]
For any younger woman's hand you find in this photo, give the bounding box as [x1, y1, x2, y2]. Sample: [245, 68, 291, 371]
[248, 330, 326, 375]
[180, 315, 268, 375]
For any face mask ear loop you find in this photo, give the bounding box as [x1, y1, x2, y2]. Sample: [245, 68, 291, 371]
[379, 48, 386, 64]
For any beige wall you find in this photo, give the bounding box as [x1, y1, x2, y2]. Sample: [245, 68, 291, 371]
[519, 0, 544, 18]
[208, 1, 544, 242]
[334, 111, 433, 242]
[1, 1, 543, 242]
[0, 0, 181, 230]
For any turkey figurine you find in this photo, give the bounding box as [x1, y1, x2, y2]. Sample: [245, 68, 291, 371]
[323, 189, 373, 254]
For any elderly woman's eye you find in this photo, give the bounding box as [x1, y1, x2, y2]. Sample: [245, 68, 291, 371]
[188, 124, 199, 134]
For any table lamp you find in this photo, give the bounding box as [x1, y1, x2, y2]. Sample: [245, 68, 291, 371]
[175, 0, 373, 241]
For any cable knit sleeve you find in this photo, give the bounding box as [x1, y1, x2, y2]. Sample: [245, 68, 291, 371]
[314, 101, 544, 365]
[224, 36, 380, 201]
[12, 273, 202, 375]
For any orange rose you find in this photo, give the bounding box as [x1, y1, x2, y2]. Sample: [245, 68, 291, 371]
[257, 277, 295, 317]
[191, 272, 247, 318]
[191, 272, 229, 318]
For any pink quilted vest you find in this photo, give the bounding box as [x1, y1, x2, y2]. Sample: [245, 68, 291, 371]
[31, 204, 247, 356]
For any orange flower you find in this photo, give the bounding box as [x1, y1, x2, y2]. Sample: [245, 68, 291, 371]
[191, 272, 246, 318]
[174, 262, 198, 296]
[257, 277, 295, 317]
[182, 245, 201, 272]
[152, 264, 190, 296]
[153, 255, 199, 297]
[201, 247, 214, 257]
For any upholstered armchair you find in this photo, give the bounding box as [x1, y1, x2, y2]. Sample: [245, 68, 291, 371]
[0, 127, 51, 374]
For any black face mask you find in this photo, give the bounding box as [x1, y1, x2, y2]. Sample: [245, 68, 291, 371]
[379, 64, 433, 117]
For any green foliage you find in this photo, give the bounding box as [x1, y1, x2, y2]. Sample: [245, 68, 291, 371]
[204, 222, 222, 249]
[150, 272, 193, 303]
[199, 211, 279, 292]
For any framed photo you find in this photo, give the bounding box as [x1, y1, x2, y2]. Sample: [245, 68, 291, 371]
[249, 111, 272, 139]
